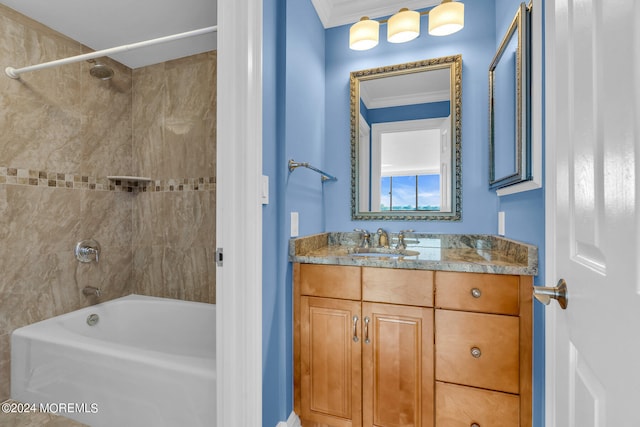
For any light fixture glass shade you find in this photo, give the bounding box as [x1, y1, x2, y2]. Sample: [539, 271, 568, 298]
[387, 9, 420, 43]
[428, 1, 464, 36]
[350, 17, 380, 50]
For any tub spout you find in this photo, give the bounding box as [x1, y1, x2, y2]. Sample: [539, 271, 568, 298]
[82, 286, 101, 297]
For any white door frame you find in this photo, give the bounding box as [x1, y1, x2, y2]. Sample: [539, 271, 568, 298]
[216, 0, 263, 425]
[544, 0, 558, 423]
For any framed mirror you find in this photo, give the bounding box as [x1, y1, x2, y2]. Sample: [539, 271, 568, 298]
[350, 55, 462, 221]
[489, 2, 531, 189]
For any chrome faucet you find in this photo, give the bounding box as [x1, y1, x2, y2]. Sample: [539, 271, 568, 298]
[377, 228, 389, 248]
[82, 286, 101, 297]
[395, 229, 414, 250]
[354, 228, 371, 248]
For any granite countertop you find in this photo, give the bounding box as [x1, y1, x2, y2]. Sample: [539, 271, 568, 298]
[289, 232, 538, 276]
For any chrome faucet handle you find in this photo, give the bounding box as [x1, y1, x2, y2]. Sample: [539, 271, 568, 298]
[353, 228, 371, 248]
[75, 239, 101, 263]
[395, 229, 414, 250]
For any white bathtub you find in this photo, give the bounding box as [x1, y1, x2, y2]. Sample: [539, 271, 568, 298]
[11, 294, 216, 427]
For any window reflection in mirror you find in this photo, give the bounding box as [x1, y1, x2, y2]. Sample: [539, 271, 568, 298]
[351, 55, 461, 221]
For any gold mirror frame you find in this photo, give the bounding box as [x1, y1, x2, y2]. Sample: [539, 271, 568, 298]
[350, 55, 462, 221]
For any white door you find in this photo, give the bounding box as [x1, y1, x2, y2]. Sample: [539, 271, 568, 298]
[545, 0, 640, 426]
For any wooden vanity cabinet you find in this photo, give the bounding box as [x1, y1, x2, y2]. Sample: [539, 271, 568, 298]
[294, 264, 532, 427]
[295, 264, 434, 427]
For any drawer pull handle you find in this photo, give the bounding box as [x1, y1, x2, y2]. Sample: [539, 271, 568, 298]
[352, 315, 359, 342]
[471, 423, 480, 427]
[471, 288, 482, 298]
[470, 347, 482, 358]
[364, 316, 370, 344]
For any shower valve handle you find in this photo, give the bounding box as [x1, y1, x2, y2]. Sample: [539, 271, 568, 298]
[75, 239, 101, 263]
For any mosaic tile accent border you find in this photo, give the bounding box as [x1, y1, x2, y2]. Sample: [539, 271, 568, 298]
[0, 167, 215, 193]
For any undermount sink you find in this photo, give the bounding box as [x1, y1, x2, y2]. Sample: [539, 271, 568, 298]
[347, 247, 420, 258]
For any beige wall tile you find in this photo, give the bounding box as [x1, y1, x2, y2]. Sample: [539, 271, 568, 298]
[1, 186, 82, 254]
[132, 190, 215, 248]
[80, 190, 133, 246]
[132, 63, 165, 178]
[80, 57, 133, 177]
[0, 334, 9, 401]
[132, 245, 215, 303]
[132, 51, 216, 179]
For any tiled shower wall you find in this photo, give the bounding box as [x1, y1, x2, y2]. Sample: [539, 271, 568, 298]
[131, 52, 217, 303]
[0, 4, 216, 401]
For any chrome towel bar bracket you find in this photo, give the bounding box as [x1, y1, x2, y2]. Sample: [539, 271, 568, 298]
[288, 159, 337, 182]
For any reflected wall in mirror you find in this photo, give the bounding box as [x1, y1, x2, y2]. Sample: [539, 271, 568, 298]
[489, 2, 531, 189]
[351, 55, 462, 221]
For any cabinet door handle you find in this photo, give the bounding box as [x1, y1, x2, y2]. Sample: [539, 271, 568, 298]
[471, 423, 480, 427]
[471, 287, 482, 298]
[352, 315, 359, 342]
[364, 317, 370, 344]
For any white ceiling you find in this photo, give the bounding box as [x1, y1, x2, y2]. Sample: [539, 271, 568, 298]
[0, 0, 217, 69]
[311, 0, 440, 28]
[0, 0, 441, 69]
[381, 128, 441, 176]
[360, 68, 450, 109]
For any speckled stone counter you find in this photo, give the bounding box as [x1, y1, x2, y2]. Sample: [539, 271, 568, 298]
[289, 232, 538, 276]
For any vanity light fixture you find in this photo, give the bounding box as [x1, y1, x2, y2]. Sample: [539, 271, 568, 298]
[429, 0, 465, 36]
[348, 0, 464, 51]
[349, 17, 380, 51]
[387, 8, 421, 43]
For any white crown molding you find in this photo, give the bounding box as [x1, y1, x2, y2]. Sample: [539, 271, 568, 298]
[312, 0, 440, 29]
[310, 0, 333, 28]
[364, 89, 450, 109]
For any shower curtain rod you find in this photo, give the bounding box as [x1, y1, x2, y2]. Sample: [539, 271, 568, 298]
[5, 25, 217, 79]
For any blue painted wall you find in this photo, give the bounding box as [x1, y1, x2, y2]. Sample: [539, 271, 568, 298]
[262, 0, 286, 425]
[324, 0, 499, 233]
[262, 0, 546, 425]
[263, 0, 327, 425]
[367, 101, 451, 124]
[495, 1, 546, 426]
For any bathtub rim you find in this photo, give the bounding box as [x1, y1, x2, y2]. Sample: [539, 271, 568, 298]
[11, 294, 216, 378]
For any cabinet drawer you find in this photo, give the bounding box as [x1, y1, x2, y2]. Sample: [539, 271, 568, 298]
[300, 264, 361, 300]
[436, 382, 519, 427]
[435, 310, 519, 394]
[435, 272, 519, 315]
[363, 268, 433, 307]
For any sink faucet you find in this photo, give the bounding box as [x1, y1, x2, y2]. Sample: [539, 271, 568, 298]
[395, 229, 414, 250]
[354, 228, 371, 248]
[377, 228, 389, 248]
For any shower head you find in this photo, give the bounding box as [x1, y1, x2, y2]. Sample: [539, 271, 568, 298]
[89, 63, 114, 80]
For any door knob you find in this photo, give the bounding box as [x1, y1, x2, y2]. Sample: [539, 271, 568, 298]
[533, 279, 568, 309]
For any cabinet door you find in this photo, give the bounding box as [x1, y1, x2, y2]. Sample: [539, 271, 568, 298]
[362, 302, 434, 427]
[300, 296, 362, 427]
